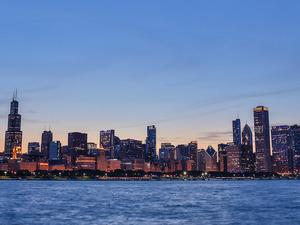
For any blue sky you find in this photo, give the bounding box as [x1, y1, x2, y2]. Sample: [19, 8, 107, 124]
[0, 0, 300, 150]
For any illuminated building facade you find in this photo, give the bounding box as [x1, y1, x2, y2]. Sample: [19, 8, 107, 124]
[159, 143, 175, 161]
[68, 132, 88, 150]
[218, 143, 229, 173]
[28, 142, 40, 154]
[254, 106, 272, 173]
[290, 125, 300, 173]
[226, 144, 242, 173]
[120, 139, 145, 161]
[145, 125, 157, 162]
[233, 118, 241, 146]
[241, 124, 255, 173]
[100, 130, 116, 158]
[4, 92, 23, 157]
[271, 126, 291, 174]
[49, 141, 62, 161]
[41, 130, 53, 159]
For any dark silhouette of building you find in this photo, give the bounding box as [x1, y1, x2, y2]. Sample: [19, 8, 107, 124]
[218, 143, 229, 173]
[254, 106, 272, 173]
[290, 125, 300, 174]
[68, 132, 88, 150]
[241, 124, 255, 173]
[4, 91, 22, 157]
[159, 143, 175, 161]
[120, 139, 145, 161]
[28, 142, 40, 154]
[175, 144, 188, 160]
[41, 130, 53, 159]
[271, 126, 291, 174]
[145, 125, 156, 162]
[197, 146, 218, 172]
[233, 118, 241, 146]
[242, 124, 253, 146]
[188, 141, 198, 171]
[100, 130, 116, 158]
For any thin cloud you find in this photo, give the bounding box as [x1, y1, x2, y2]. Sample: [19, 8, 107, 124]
[197, 131, 232, 140]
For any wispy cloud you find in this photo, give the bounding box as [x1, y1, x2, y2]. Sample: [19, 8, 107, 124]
[197, 131, 232, 141]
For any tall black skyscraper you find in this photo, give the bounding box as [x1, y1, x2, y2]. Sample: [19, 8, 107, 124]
[271, 125, 291, 174]
[290, 125, 300, 173]
[4, 91, 22, 157]
[254, 106, 272, 173]
[100, 130, 116, 158]
[41, 130, 53, 159]
[145, 125, 157, 162]
[232, 118, 241, 146]
[242, 124, 253, 147]
[241, 124, 255, 173]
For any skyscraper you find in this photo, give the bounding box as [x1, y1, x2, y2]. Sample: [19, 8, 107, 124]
[254, 106, 272, 173]
[145, 125, 157, 162]
[4, 91, 23, 157]
[218, 143, 229, 173]
[290, 125, 300, 174]
[41, 130, 53, 159]
[242, 124, 253, 146]
[49, 141, 61, 161]
[232, 118, 241, 146]
[241, 124, 255, 173]
[159, 143, 175, 161]
[28, 142, 40, 154]
[226, 144, 242, 173]
[100, 130, 116, 158]
[188, 141, 198, 171]
[68, 132, 88, 150]
[271, 126, 291, 174]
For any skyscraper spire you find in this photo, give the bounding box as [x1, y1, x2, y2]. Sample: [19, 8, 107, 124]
[12, 89, 18, 101]
[5, 91, 23, 157]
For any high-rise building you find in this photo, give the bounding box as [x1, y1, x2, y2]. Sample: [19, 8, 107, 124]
[218, 143, 229, 173]
[49, 141, 61, 161]
[28, 142, 40, 154]
[197, 146, 218, 172]
[159, 143, 175, 161]
[41, 130, 53, 159]
[254, 106, 272, 173]
[242, 124, 253, 146]
[100, 130, 115, 158]
[119, 139, 145, 161]
[233, 119, 241, 146]
[188, 141, 198, 171]
[4, 92, 23, 157]
[240, 145, 255, 173]
[226, 144, 242, 173]
[290, 125, 300, 174]
[241, 124, 255, 173]
[145, 125, 157, 162]
[68, 132, 88, 150]
[271, 126, 291, 174]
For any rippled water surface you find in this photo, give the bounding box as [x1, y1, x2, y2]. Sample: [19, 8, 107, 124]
[0, 180, 300, 224]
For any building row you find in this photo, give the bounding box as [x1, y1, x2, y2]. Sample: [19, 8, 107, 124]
[1, 95, 300, 175]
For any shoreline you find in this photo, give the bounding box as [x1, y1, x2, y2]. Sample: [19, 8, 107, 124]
[0, 176, 298, 181]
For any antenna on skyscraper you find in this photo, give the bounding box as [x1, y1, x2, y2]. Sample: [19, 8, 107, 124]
[12, 89, 18, 101]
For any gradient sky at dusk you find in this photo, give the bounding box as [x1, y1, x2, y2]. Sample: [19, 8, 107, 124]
[0, 0, 300, 151]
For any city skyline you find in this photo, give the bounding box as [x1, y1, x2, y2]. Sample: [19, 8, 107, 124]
[1, 1, 300, 150]
[0, 93, 299, 154]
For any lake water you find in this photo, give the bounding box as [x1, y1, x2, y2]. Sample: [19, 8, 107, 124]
[0, 180, 299, 225]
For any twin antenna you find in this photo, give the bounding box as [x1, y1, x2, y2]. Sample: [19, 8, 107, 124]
[12, 89, 18, 101]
